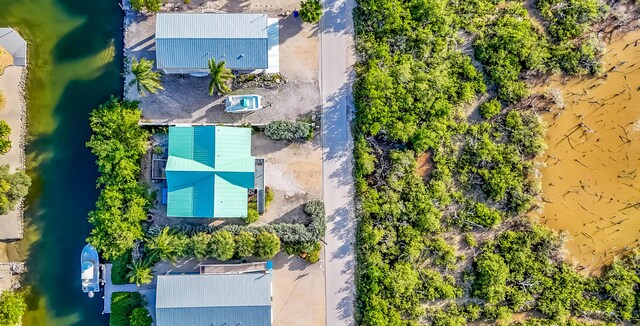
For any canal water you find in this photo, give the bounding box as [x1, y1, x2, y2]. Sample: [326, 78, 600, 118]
[0, 0, 122, 324]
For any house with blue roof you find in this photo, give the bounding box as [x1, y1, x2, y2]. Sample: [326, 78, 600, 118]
[155, 272, 272, 326]
[166, 125, 260, 219]
[156, 13, 280, 74]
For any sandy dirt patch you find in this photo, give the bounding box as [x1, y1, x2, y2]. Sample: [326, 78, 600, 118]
[415, 151, 434, 184]
[251, 133, 322, 224]
[0, 66, 26, 240]
[0, 46, 12, 76]
[271, 252, 325, 326]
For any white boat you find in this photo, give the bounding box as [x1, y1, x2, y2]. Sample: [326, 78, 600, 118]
[81, 244, 100, 298]
[225, 95, 263, 113]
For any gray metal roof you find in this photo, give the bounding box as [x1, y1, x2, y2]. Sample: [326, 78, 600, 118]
[156, 306, 271, 326]
[0, 28, 26, 66]
[156, 273, 272, 326]
[157, 273, 271, 308]
[155, 13, 270, 70]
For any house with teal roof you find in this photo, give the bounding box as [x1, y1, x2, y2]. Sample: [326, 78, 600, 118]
[166, 125, 257, 218]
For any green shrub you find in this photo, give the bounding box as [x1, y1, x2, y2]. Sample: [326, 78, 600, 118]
[254, 231, 281, 259]
[146, 227, 186, 263]
[126, 259, 153, 286]
[209, 230, 235, 261]
[265, 187, 275, 209]
[536, 0, 608, 41]
[110, 292, 144, 326]
[0, 91, 5, 110]
[465, 202, 502, 228]
[550, 38, 604, 76]
[0, 121, 11, 154]
[111, 251, 132, 285]
[465, 233, 478, 248]
[283, 241, 317, 256]
[472, 251, 509, 303]
[0, 165, 30, 215]
[235, 231, 256, 257]
[264, 121, 311, 141]
[244, 201, 259, 224]
[188, 232, 211, 259]
[0, 291, 26, 326]
[299, 0, 322, 23]
[305, 242, 322, 263]
[479, 99, 501, 119]
[130, 0, 163, 12]
[474, 4, 548, 103]
[129, 307, 152, 326]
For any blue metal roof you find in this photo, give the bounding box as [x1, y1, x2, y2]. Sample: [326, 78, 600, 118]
[156, 306, 271, 326]
[156, 273, 272, 326]
[156, 13, 270, 70]
[166, 126, 255, 218]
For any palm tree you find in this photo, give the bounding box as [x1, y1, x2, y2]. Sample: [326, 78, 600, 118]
[146, 227, 185, 263]
[129, 57, 164, 96]
[126, 259, 153, 286]
[208, 59, 234, 96]
[300, 0, 322, 24]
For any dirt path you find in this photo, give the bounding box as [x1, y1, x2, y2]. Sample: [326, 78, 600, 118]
[0, 65, 26, 241]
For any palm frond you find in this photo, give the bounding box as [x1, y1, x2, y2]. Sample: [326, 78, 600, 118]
[130, 57, 164, 96]
[207, 58, 234, 96]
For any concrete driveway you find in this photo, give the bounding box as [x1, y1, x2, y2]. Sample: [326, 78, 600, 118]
[272, 252, 326, 326]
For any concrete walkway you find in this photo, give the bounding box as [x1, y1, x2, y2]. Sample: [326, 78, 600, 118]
[102, 264, 138, 313]
[320, 0, 356, 324]
[0, 66, 25, 240]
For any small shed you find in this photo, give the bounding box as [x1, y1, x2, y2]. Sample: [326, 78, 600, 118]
[0, 28, 27, 66]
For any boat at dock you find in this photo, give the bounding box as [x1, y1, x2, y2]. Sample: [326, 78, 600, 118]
[225, 95, 263, 113]
[81, 244, 100, 298]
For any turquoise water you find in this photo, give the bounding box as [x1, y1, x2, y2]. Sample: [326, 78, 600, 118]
[0, 0, 122, 324]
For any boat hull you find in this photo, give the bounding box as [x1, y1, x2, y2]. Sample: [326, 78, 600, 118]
[81, 244, 100, 295]
[225, 95, 263, 113]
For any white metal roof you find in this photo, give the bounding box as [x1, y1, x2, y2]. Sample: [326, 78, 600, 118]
[0, 28, 26, 66]
[156, 13, 269, 39]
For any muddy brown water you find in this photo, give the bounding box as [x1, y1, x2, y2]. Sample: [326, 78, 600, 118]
[535, 30, 640, 273]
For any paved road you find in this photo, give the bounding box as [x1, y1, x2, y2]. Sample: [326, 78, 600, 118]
[320, 0, 356, 324]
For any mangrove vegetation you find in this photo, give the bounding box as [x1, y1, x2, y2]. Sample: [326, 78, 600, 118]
[353, 0, 640, 324]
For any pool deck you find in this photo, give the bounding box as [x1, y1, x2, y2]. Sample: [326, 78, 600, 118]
[0, 65, 27, 240]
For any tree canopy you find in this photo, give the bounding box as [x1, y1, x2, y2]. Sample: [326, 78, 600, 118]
[86, 98, 149, 259]
[208, 59, 234, 95]
[0, 165, 30, 215]
[129, 57, 163, 96]
[299, 0, 323, 23]
[0, 121, 11, 154]
[351, 0, 632, 324]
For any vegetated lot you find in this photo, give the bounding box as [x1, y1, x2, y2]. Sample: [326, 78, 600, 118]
[353, 0, 640, 325]
[123, 0, 319, 125]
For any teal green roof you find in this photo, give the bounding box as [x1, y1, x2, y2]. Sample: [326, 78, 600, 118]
[166, 126, 255, 218]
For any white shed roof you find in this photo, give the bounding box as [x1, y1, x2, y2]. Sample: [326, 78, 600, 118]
[0, 28, 26, 66]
